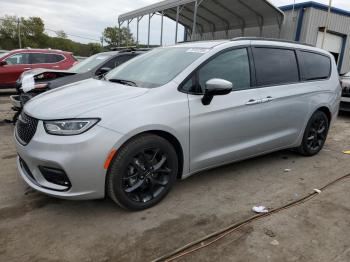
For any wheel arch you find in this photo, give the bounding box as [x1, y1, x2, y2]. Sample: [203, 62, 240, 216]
[144, 130, 184, 180]
[109, 129, 185, 180]
[316, 106, 332, 123]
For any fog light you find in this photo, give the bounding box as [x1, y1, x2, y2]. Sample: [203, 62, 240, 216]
[39, 166, 71, 188]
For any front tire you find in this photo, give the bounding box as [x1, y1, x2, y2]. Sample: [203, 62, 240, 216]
[107, 134, 178, 210]
[297, 111, 329, 156]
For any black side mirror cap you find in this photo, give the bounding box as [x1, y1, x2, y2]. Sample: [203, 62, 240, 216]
[98, 67, 112, 75]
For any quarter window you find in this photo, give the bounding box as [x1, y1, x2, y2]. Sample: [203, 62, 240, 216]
[298, 51, 331, 81]
[48, 54, 65, 63]
[197, 48, 251, 92]
[253, 47, 299, 86]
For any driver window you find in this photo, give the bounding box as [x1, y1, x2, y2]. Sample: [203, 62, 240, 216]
[5, 53, 30, 65]
[198, 48, 250, 93]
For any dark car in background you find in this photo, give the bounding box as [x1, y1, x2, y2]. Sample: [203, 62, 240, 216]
[0, 48, 77, 89]
[340, 71, 350, 112]
[9, 49, 147, 122]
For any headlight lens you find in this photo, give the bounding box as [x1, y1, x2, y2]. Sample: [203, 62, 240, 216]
[44, 119, 100, 135]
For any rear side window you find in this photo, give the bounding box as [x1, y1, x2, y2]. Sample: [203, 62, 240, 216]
[29, 53, 64, 64]
[298, 51, 331, 81]
[29, 53, 47, 64]
[253, 47, 299, 86]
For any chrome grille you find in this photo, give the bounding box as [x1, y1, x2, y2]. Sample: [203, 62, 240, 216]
[15, 113, 38, 145]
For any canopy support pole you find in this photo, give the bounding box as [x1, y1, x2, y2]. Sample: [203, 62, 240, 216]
[175, 6, 180, 43]
[147, 13, 153, 47]
[192, 1, 198, 40]
[136, 18, 139, 46]
[212, 0, 246, 38]
[238, 0, 264, 36]
[127, 19, 132, 47]
[276, 14, 283, 38]
[160, 12, 164, 46]
[118, 21, 122, 47]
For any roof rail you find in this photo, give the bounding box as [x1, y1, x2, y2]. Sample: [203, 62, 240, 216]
[231, 37, 315, 47]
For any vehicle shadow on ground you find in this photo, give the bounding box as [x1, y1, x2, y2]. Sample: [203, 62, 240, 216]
[11, 149, 303, 217]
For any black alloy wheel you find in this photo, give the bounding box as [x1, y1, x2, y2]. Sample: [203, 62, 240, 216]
[123, 148, 172, 203]
[107, 134, 178, 210]
[297, 110, 329, 156]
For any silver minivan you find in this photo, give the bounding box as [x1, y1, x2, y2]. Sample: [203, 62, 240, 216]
[14, 38, 341, 210]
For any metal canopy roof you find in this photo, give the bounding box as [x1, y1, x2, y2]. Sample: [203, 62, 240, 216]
[118, 0, 284, 46]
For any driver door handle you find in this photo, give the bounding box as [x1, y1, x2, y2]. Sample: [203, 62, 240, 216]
[246, 99, 260, 105]
[261, 96, 274, 103]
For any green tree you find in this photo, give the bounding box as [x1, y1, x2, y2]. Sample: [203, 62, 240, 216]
[0, 15, 103, 56]
[102, 26, 134, 47]
[0, 16, 18, 49]
[20, 17, 47, 48]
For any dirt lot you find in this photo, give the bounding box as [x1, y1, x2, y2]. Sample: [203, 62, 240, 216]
[0, 94, 349, 262]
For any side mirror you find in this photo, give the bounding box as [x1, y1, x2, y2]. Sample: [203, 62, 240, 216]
[97, 67, 112, 75]
[202, 78, 233, 105]
[0, 61, 7, 66]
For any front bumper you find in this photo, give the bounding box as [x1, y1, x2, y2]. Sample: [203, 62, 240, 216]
[10, 95, 22, 108]
[14, 121, 123, 200]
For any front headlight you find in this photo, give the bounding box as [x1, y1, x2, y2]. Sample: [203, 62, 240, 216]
[43, 119, 100, 135]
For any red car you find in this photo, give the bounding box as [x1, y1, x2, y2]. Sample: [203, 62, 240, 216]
[0, 49, 77, 88]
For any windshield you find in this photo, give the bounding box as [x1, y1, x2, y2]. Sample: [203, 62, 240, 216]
[0, 52, 9, 59]
[70, 53, 112, 73]
[105, 47, 208, 88]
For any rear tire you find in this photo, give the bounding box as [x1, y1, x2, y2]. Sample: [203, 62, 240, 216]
[107, 134, 178, 210]
[297, 111, 329, 156]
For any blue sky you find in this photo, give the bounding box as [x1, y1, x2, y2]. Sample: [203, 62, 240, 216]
[0, 0, 349, 45]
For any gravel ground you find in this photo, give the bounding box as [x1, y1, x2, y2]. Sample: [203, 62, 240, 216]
[0, 95, 349, 262]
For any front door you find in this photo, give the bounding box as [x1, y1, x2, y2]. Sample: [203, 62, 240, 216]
[188, 48, 269, 173]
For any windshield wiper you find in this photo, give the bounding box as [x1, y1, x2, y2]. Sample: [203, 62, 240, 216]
[108, 78, 137, 86]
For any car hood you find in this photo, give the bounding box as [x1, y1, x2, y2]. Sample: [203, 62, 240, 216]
[24, 78, 149, 120]
[47, 72, 89, 89]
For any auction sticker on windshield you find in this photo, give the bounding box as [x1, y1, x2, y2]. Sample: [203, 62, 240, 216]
[186, 48, 210, 54]
[96, 56, 109, 60]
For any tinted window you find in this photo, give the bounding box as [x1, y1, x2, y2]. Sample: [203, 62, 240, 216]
[197, 48, 250, 92]
[29, 53, 47, 64]
[103, 54, 137, 69]
[5, 53, 29, 65]
[70, 53, 113, 73]
[253, 48, 299, 86]
[48, 54, 65, 63]
[298, 51, 331, 81]
[29, 53, 64, 64]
